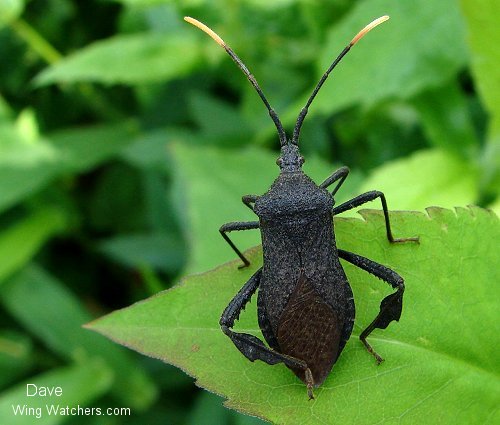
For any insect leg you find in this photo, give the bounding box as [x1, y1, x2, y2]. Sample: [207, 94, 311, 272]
[332, 191, 419, 243]
[319, 166, 349, 197]
[338, 249, 404, 364]
[220, 221, 260, 268]
[242, 194, 258, 211]
[221, 268, 315, 398]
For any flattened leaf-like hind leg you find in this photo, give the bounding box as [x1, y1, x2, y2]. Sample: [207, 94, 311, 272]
[338, 249, 405, 364]
[220, 269, 316, 399]
[333, 190, 419, 243]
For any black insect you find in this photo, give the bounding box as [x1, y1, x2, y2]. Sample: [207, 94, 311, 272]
[185, 16, 418, 399]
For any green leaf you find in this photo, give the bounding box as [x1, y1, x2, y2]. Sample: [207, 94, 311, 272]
[170, 143, 361, 273]
[460, 0, 500, 124]
[0, 124, 59, 213]
[357, 149, 479, 212]
[0, 95, 12, 122]
[0, 360, 113, 425]
[188, 92, 254, 147]
[0, 331, 33, 390]
[312, 0, 468, 114]
[111, 0, 298, 7]
[109, 0, 172, 5]
[49, 121, 138, 173]
[35, 33, 201, 85]
[460, 0, 500, 195]
[0, 264, 158, 409]
[99, 232, 185, 273]
[412, 80, 479, 158]
[187, 392, 232, 425]
[241, 0, 298, 7]
[488, 197, 500, 216]
[0, 0, 24, 29]
[0, 120, 135, 213]
[87, 207, 499, 424]
[120, 127, 194, 170]
[0, 208, 66, 284]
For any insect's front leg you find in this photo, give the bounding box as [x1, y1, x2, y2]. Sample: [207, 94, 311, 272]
[242, 194, 258, 211]
[220, 269, 315, 398]
[319, 166, 349, 198]
[338, 249, 404, 364]
[333, 190, 419, 243]
[220, 221, 259, 268]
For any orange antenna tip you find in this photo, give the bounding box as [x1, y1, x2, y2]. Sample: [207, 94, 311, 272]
[184, 16, 226, 48]
[350, 15, 389, 46]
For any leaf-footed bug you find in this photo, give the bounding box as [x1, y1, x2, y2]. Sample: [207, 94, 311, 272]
[185, 15, 419, 399]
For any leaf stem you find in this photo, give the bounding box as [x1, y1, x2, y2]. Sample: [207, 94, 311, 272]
[10, 18, 125, 121]
[10, 18, 62, 64]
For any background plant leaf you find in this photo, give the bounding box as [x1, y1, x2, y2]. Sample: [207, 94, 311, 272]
[0, 207, 66, 284]
[0, 360, 113, 425]
[309, 0, 468, 115]
[35, 33, 201, 85]
[99, 232, 185, 273]
[357, 149, 479, 212]
[460, 0, 500, 197]
[0, 331, 33, 389]
[0, 122, 59, 213]
[412, 81, 479, 158]
[0, 0, 25, 29]
[49, 121, 138, 173]
[0, 264, 157, 408]
[88, 207, 499, 425]
[0, 120, 137, 214]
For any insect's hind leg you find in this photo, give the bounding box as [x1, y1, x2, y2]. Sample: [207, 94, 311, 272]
[220, 269, 315, 398]
[220, 221, 259, 268]
[338, 249, 405, 364]
[332, 190, 419, 243]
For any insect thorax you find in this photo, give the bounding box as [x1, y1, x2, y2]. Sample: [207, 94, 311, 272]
[254, 171, 333, 222]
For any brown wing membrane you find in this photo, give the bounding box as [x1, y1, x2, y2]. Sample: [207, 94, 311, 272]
[276, 271, 343, 386]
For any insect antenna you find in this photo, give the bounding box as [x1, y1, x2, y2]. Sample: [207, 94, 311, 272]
[184, 17, 287, 146]
[291, 16, 389, 145]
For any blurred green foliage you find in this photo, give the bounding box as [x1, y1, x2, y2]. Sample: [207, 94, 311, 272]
[0, 0, 498, 424]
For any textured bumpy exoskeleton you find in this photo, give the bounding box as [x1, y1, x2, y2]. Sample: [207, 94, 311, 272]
[185, 16, 419, 399]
